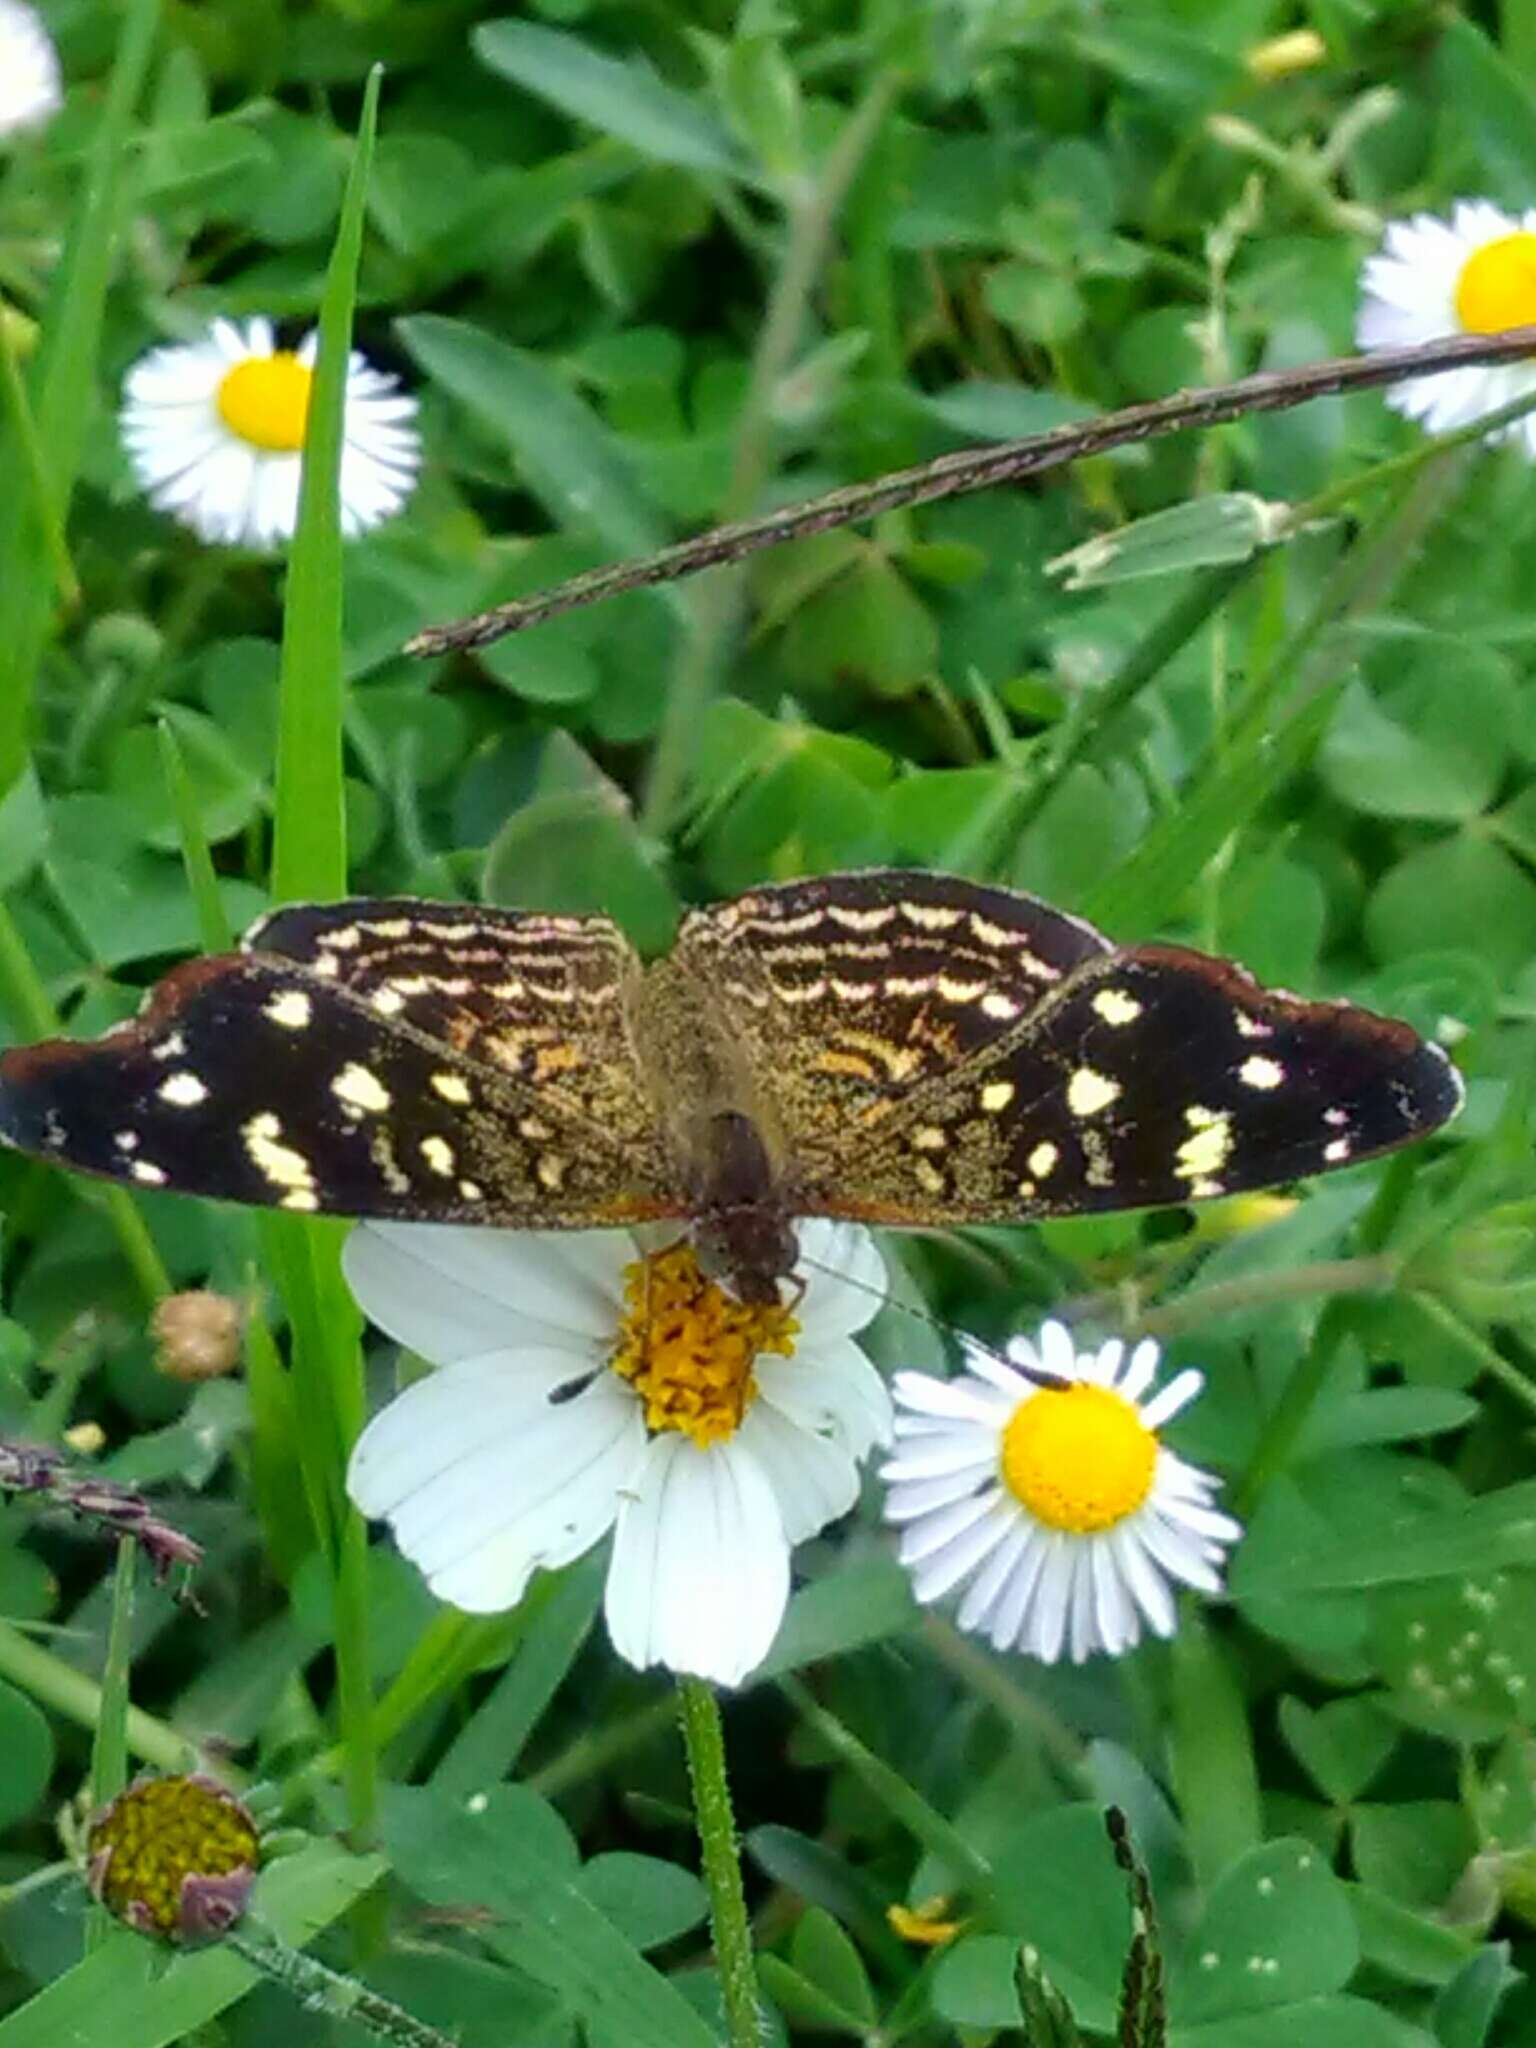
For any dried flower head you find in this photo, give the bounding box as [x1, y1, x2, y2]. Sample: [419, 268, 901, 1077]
[87, 1774, 258, 1942]
[151, 1289, 244, 1382]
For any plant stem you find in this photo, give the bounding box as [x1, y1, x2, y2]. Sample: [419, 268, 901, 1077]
[226, 1928, 458, 2048]
[405, 325, 1536, 655]
[0, 1616, 210, 1777]
[776, 1674, 995, 1902]
[1126, 1253, 1399, 1342]
[1410, 1293, 1536, 1423]
[677, 1676, 762, 2048]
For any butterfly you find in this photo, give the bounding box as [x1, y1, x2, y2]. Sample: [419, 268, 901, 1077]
[0, 869, 1462, 1302]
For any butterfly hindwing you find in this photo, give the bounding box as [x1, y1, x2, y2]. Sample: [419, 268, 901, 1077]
[0, 950, 680, 1226]
[675, 869, 1112, 1186]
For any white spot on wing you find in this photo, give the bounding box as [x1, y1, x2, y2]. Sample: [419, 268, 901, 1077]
[157, 1071, 208, 1108]
[1067, 1067, 1121, 1118]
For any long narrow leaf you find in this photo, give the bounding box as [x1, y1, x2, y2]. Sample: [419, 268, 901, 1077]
[0, 0, 160, 793]
[264, 66, 383, 1838]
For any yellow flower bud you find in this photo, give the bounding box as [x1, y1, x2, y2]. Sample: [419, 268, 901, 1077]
[1246, 29, 1327, 81]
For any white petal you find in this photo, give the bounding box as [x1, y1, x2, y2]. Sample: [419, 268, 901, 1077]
[735, 1398, 860, 1545]
[1118, 1339, 1161, 1405]
[957, 1340, 1036, 1402]
[883, 1464, 995, 1523]
[349, 1360, 643, 1612]
[345, 1221, 625, 1362]
[1023, 1536, 1072, 1663]
[988, 1525, 1052, 1651]
[1140, 1368, 1204, 1431]
[891, 1371, 1011, 1426]
[880, 1429, 996, 1482]
[0, 1, 61, 139]
[954, 1511, 1031, 1634]
[792, 1222, 888, 1337]
[755, 1334, 892, 1460]
[1037, 1319, 1078, 1382]
[605, 1436, 790, 1686]
[896, 1483, 1004, 1569]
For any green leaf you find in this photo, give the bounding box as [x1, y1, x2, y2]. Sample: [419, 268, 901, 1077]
[1236, 1485, 1536, 1596]
[400, 314, 669, 561]
[111, 710, 265, 852]
[482, 790, 679, 956]
[1366, 833, 1536, 985]
[758, 1953, 868, 2035]
[1172, 1994, 1437, 2047]
[1350, 1885, 1478, 1990]
[473, 20, 746, 179]
[0, 1841, 386, 2048]
[1320, 678, 1508, 823]
[0, 768, 47, 895]
[757, 1556, 918, 1678]
[1435, 16, 1536, 200]
[1049, 496, 1286, 590]
[0, 1680, 53, 1832]
[1175, 1839, 1357, 2022]
[382, 1784, 717, 2048]
[789, 1907, 878, 2029]
[1372, 1570, 1536, 1741]
[1432, 1945, 1515, 2048]
[580, 1853, 708, 1952]
[986, 1805, 1133, 2032]
[1278, 1695, 1398, 1807]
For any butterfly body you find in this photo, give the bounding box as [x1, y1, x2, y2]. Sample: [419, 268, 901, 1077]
[0, 870, 1463, 1299]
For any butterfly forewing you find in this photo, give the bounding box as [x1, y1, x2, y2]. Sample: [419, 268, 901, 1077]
[809, 939, 1463, 1224]
[246, 897, 659, 1155]
[0, 920, 680, 1228]
[0, 871, 1463, 1259]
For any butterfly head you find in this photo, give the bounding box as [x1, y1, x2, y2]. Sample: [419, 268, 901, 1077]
[691, 1108, 800, 1307]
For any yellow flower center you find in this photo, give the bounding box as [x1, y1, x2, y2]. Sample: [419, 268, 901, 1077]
[87, 1774, 259, 1940]
[1000, 1383, 1156, 1533]
[215, 351, 312, 451]
[610, 1242, 799, 1447]
[1455, 232, 1536, 335]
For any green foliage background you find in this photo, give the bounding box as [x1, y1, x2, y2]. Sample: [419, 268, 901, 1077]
[2, 0, 1536, 2042]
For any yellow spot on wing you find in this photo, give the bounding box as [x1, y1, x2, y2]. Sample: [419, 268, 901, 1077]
[431, 1072, 472, 1105]
[1238, 1054, 1284, 1091]
[1175, 1112, 1234, 1182]
[1027, 1141, 1059, 1178]
[420, 1136, 455, 1176]
[1092, 987, 1143, 1027]
[158, 1071, 208, 1107]
[264, 990, 312, 1030]
[1067, 1067, 1121, 1118]
[332, 1063, 391, 1115]
[243, 1112, 317, 1200]
[980, 1080, 1015, 1113]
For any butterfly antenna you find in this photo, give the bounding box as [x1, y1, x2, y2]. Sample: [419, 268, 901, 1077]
[791, 1251, 1070, 1388]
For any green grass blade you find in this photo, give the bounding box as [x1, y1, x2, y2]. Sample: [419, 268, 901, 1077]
[157, 721, 235, 953]
[263, 66, 384, 1841]
[270, 70, 382, 904]
[0, 0, 160, 795]
[85, 1541, 136, 1953]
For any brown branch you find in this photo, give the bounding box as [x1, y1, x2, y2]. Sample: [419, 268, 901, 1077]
[406, 326, 1536, 655]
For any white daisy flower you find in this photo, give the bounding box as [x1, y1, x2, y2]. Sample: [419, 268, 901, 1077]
[882, 1320, 1240, 1664]
[119, 317, 419, 549]
[0, 1, 61, 141]
[1357, 200, 1536, 456]
[345, 1219, 892, 1689]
